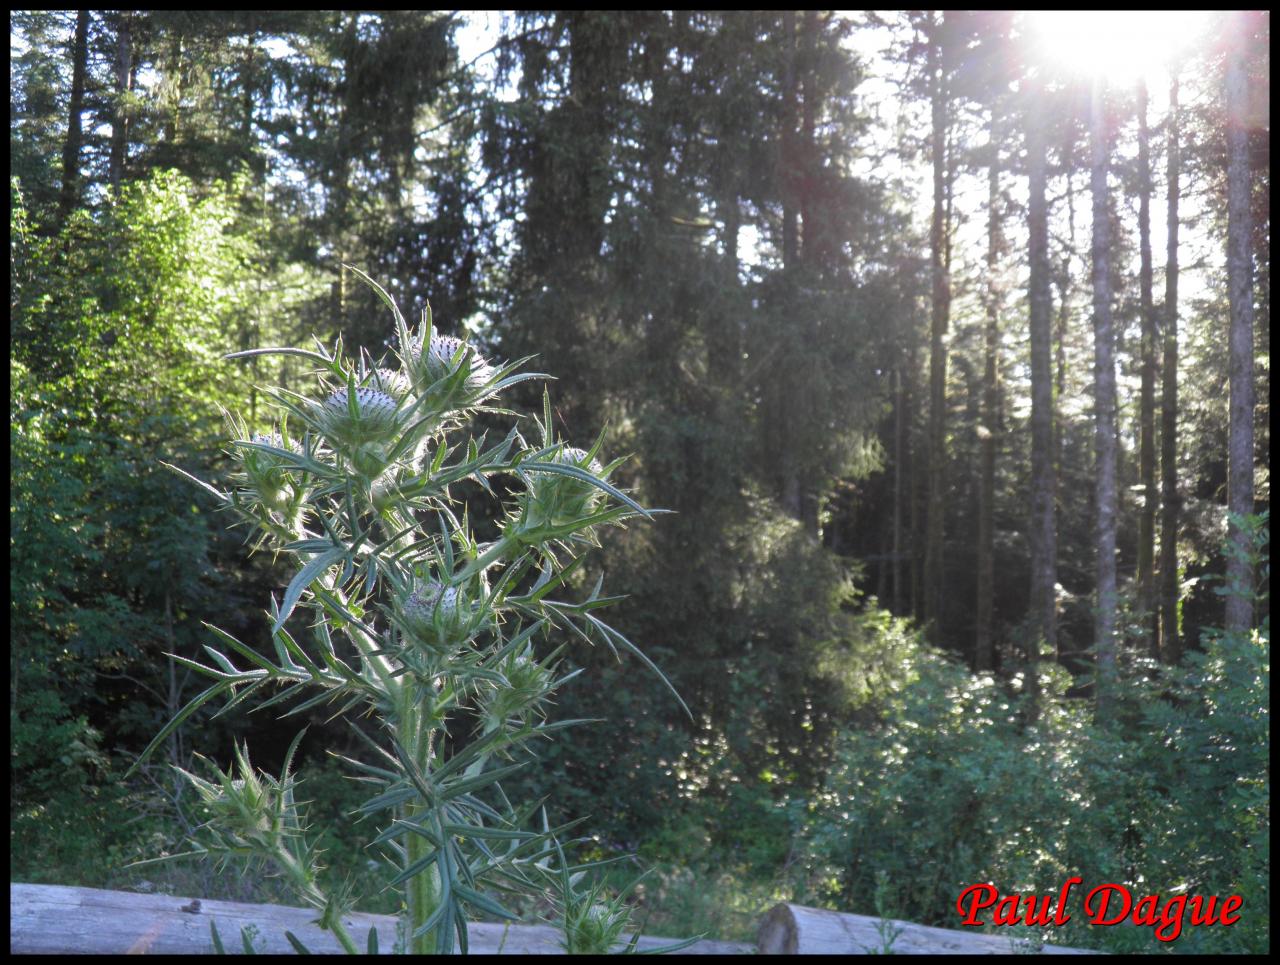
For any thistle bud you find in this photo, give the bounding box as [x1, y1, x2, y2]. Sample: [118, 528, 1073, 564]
[399, 581, 481, 654]
[524, 446, 607, 528]
[567, 901, 630, 955]
[481, 648, 554, 728]
[240, 431, 299, 512]
[557, 447, 604, 476]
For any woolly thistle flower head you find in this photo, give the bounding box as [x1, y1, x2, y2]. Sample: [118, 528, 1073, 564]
[243, 430, 296, 469]
[406, 332, 495, 400]
[555, 447, 604, 476]
[316, 386, 400, 448]
[362, 366, 412, 401]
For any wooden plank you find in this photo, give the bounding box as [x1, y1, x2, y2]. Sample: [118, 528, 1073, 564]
[757, 902, 1098, 955]
[9, 883, 752, 955]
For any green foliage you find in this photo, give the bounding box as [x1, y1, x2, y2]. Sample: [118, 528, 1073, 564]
[10, 170, 322, 887]
[791, 517, 1270, 953]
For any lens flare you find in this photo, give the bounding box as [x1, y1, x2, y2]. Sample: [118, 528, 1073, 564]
[1025, 11, 1214, 84]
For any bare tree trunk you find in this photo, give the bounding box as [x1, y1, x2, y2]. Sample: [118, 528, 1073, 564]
[1224, 22, 1256, 634]
[892, 364, 905, 613]
[797, 9, 820, 538]
[108, 12, 134, 197]
[1159, 73, 1182, 663]
[162, 30, 184, 145]
[777, 10, 803, 523]
[781, 10, 799, 272]
[1136, 80, 1157, 656]
[975, 113, 1003, 673]
[1090, 79, 1118, 718]
[1026, 71, 1054, 714]
[907, 342, 923, 618]
[1054, 135, 1077, 502]
[57, 10, 91, 226]
[924, 10, 949, 640]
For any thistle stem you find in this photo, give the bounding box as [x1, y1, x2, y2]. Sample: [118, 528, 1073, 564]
[454, 534, 517, 584]
[399, 685, 443, 954]
[273, 849, 361, 955]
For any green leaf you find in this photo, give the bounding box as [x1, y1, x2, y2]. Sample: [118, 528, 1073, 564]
[635, 934, 709, 955]
[442, 823, 537, 842]
[210, 920, 226, 955]
[161, 461, 229, 505]
[438, 761, 530, 802]
[454, 883, 519, 921]
[274, 545, 348, 634]
[204, 624, 282, 675]
[126, 680, 233, 776]
[343, 264, 405, 329]
[283, 930, 313, 954]
[225, 345, 335, 366]
[585, 613, 692, 719]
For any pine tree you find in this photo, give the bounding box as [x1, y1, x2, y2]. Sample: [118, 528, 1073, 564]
[56, 10, 90, 226]
[1026, 66, 1056, 704]
[1136, 80, 1158, 654]
[1159, 72, 1182, 663]
[1090, 76, 1119, 717]
[1223, 13, 1256, 634]
[924, 10, 951, 639]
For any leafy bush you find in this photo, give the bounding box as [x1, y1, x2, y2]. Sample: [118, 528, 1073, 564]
[10, 170, 320, 890]
[790, 516, 1269, 953]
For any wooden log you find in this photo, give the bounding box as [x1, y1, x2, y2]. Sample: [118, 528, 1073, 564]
[9, 883, 752, 955]
[757, 902, 1098, 955]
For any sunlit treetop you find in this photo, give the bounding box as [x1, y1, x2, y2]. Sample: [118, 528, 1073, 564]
[1024, 10, 1215, 85]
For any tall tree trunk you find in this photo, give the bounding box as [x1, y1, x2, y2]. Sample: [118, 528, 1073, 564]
[1026, 71, 1054, 713]
[109, 11, 134, 198]
[924, 10, 949, 640]
[162, 30, 184, 145]
[1054, 136, 1077, 495]
[976, 114, 1003, 673]
[908, 341, 923, 618]
[781, 11, 799, 272]
[57, 9, 91, 226]
[330, 13, 358, 330]
[1090, 79, 1119, 718]
[797, 9, 820, 537]
[777, 10, 802, 523]
[1159, 73, 1182, 663]
[1224, 21, 1256, 634]
[892, 363, 905, 614]
[1136, 81, 1157, 655]
[241, 18, 258, 143]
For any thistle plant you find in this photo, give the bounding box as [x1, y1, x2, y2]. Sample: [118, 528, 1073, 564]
[132, 267, 688, 954]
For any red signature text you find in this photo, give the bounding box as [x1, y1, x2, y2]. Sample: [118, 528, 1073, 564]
[956, 879, 1242, 942]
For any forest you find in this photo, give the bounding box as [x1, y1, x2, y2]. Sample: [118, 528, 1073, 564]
[10, 9, 1269, 954]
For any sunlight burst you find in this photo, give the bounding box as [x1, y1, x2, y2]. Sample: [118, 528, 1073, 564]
[1026, 10, 1213, 85]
